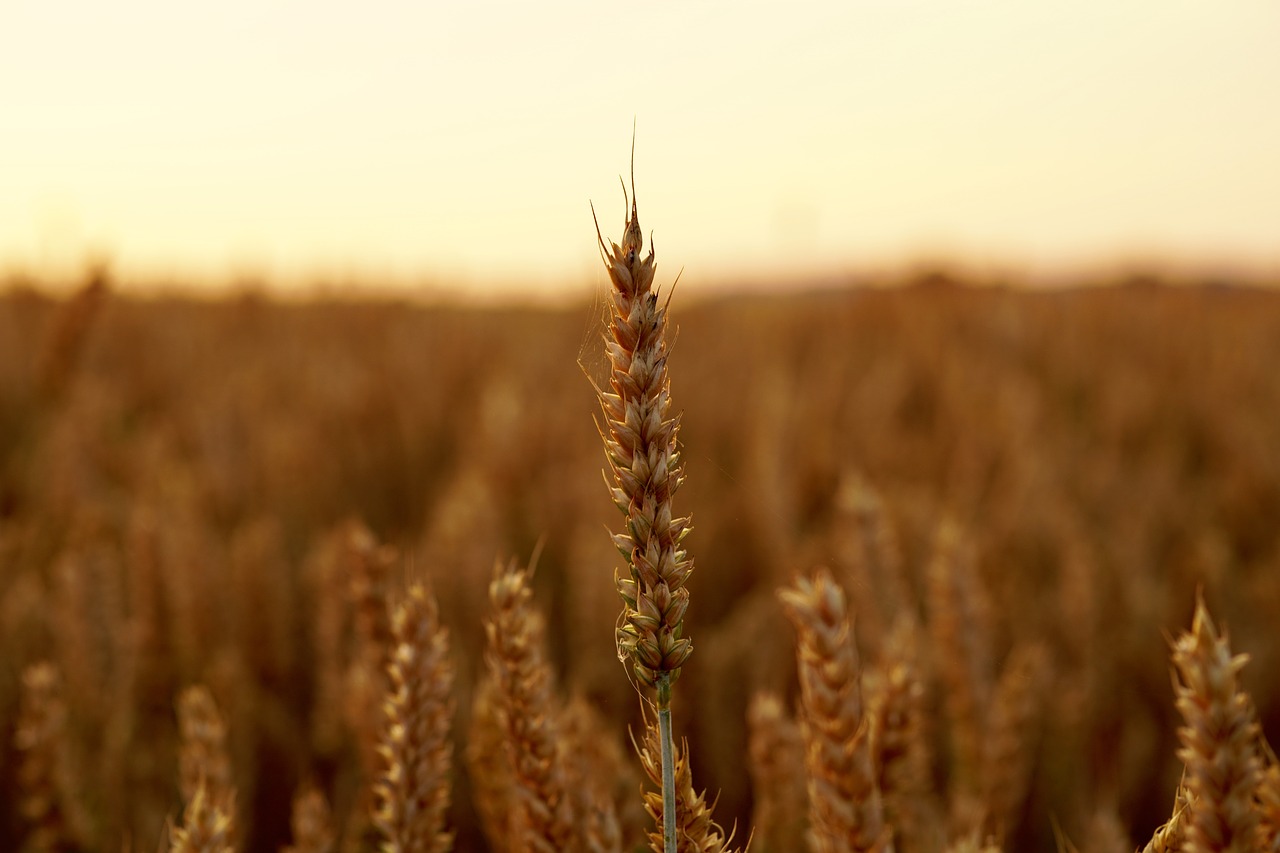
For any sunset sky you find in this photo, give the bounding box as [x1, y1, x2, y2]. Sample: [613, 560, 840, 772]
[3, 1, 1278, 300]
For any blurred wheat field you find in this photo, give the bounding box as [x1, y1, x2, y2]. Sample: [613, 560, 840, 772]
[1, 275, 1279, 852]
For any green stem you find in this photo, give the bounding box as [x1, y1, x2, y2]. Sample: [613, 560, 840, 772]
[658, 673, 677, 853]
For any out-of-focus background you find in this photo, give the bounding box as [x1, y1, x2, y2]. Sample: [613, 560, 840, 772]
[4, 4, 1280, 853]
[3, 0, 1278, 298]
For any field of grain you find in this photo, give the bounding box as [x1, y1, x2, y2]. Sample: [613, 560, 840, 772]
[1, 271, 1278, 852]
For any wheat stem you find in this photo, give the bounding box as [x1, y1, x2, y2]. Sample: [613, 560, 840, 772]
[658, 676, 677, 853]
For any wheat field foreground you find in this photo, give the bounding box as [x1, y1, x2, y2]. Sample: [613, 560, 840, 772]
[1, 276, 1278, 852]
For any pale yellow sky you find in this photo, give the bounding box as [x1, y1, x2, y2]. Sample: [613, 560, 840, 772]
[2, 1, 1278, 299]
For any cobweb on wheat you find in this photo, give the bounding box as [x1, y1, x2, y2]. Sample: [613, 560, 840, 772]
[575, 259, 612, 397]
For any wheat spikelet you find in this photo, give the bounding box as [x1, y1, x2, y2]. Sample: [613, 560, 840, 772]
[592, 173, 692, 695]
[635, 717, 743, 853]
[778, 568, 893, 853]
[15, 662, 73, 853]
[283, 786, 336, 853]
[1140, 786, 1193, 853]
[374, 582, 455, 853]
[483, 560, 573, 852]
[1171, 597, 1262, 853]
[747, 692, 808, 853]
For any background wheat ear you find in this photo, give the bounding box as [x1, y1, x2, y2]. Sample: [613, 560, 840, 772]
[483, 559, 574, 852]
[170, 686, 236, 853]
[15, 661, 76, 853]
[373, 582, 455, 853]
[778, 567, 893, 853]
[282, 785, 335, 853]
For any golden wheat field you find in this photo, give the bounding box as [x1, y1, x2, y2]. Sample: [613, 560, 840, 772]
[2, 268, 1279, 853]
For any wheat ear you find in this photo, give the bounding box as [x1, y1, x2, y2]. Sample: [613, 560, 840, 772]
[593, 139, 692, 853]
[374, 583, 455, 853]
[176, 686, 235, 823]
[1171, 596, 1262, 853]
[779, 568, 893, 853]
[169, 786, 235, 853]
[1140, 786, 1193, 853]
[484, 560, 573, 852]
[171, 686, 236, 853]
